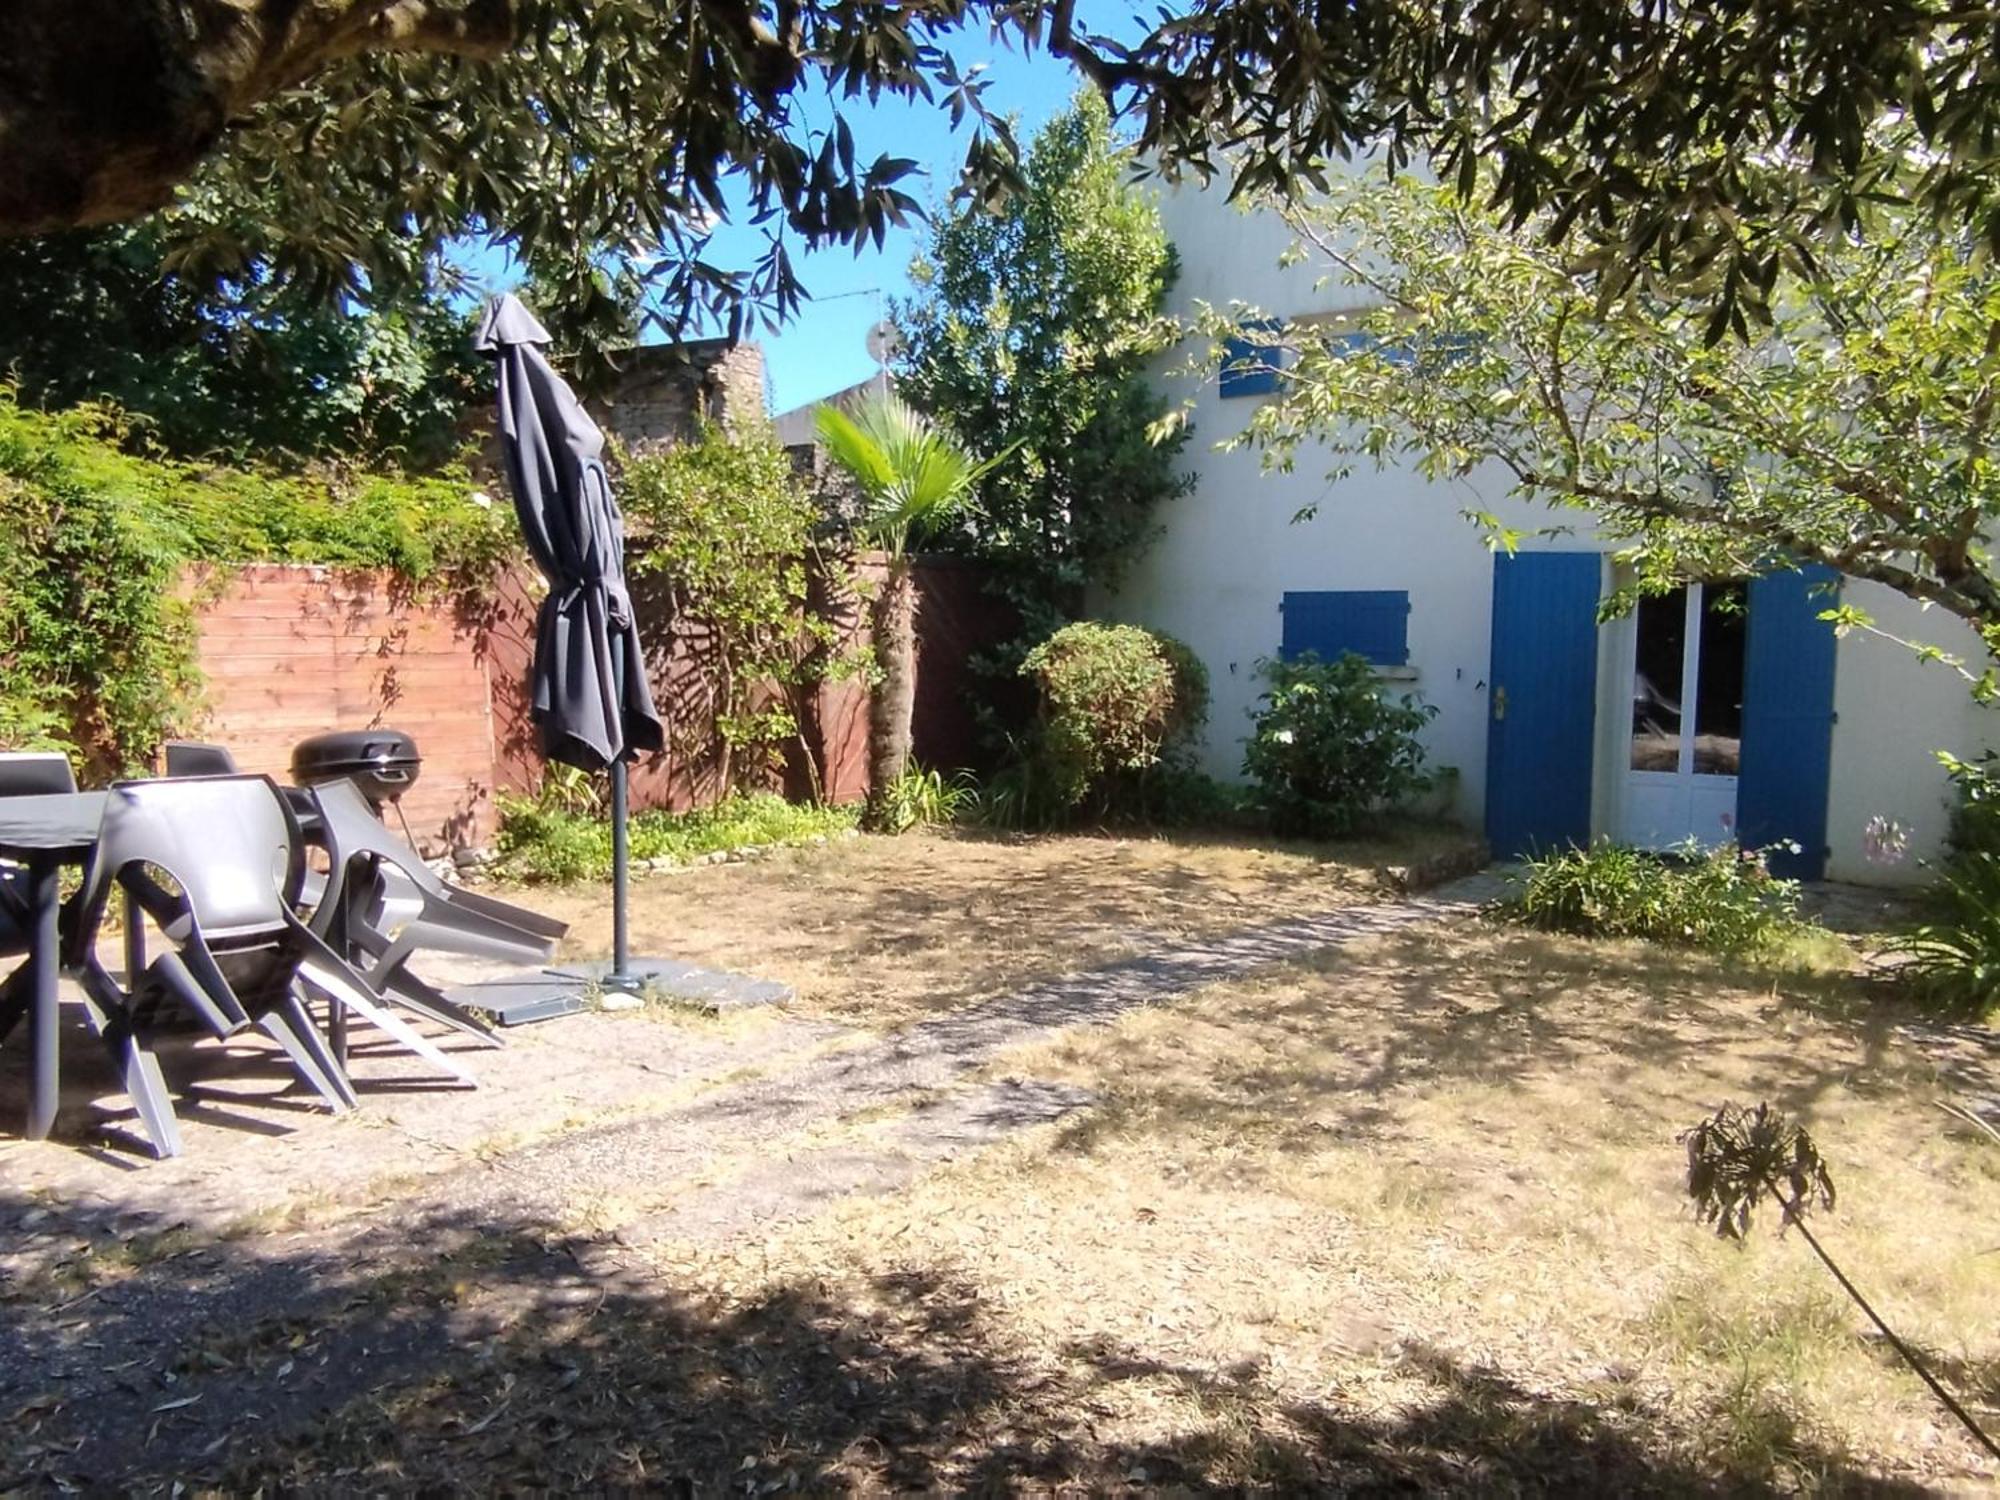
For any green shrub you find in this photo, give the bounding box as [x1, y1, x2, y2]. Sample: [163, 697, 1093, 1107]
[1883, 861, 2000, 1017]
[1941, 752, 2000, 861]
[619, 423, 862, 793]
[1882, 754, 2000, 1016]
[495, 789, 858, 884]
[1104, 761, 1253, 828]
[963, 741, 1063, 832]
[1241, 651, 1436, 838]
[966, 747, 1245, 832]
[493, 797, 610, 884]
[1511, 840, 1811, 954]
[1016, 621, 1208, 819]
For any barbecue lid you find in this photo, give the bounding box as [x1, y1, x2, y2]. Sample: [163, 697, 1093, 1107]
[291, 729, 422, 775]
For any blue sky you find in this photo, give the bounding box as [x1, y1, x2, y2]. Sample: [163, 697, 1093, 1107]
[699, 40, 1090, 415]
[463, 8, 1143, 411]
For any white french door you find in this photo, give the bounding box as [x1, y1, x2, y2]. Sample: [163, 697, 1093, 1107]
[1614, 581, 1747, 850]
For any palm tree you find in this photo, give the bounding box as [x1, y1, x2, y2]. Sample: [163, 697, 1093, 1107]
[816, 393, 997, 826]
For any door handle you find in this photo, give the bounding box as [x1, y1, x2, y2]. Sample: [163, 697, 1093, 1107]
[1493, 685, 1507, 722]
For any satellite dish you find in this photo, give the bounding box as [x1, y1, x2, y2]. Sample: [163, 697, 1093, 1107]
[866, 319, 902, 367]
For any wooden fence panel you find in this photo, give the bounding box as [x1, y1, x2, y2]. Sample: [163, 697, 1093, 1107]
[190, 566, 498, 853]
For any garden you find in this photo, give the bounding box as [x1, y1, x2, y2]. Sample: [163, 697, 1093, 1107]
[8, 813, 1997, 1490]
[5, 47, 2000, 1498]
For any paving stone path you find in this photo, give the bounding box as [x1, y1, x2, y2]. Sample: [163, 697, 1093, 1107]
[0, 870, 1506, 1484]
[435, 869, 1511, 1239]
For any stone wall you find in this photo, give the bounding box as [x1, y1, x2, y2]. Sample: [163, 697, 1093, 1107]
[467, 339, 767, 475]
[585, 340, 766, 449]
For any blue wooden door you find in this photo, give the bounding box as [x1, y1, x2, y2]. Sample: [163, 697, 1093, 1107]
[1738, 565, 1839, 879]
[1486, 553, 1602, 858]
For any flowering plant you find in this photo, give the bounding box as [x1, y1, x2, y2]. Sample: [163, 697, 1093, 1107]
[1242, 651, 1437, 837]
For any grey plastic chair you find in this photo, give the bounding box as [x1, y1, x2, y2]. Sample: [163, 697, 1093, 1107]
[0, 752, 77, 797]
[0, 751, 78, 910]
[160, 740, 345, 916]
[0, 881, 33, 1048]
[162, 742, 240, 778]
[310, 779, 566, 1046]
[65, 776, 469, 1157]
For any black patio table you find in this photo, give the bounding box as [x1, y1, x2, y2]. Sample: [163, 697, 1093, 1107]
[0, 789, 107, 1141]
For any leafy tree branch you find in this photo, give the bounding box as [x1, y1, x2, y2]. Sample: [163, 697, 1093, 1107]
[16, 3, 2000, 339]
[1206, 173, 2000, 695]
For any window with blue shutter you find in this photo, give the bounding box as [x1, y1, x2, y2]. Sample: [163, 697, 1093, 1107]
[1280, 590, 1412, 667]
[1321, 328, 1483, 369]
[1220, 318, 1284, 398]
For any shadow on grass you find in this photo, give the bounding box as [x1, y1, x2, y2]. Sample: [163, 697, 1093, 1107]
[1039, 919, 1966, 1166]
[0, 1190, 1927, 1493]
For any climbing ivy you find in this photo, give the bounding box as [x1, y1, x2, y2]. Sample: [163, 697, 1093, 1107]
[0, 392, 517, 775]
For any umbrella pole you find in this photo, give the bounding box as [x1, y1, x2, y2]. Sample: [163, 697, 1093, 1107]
[611, 756, 630, 979]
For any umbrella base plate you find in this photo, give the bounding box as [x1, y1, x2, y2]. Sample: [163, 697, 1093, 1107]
[550, 957, 793, 1013]
[445, 974, 592, 1027]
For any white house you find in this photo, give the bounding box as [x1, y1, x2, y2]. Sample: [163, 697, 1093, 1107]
[1101, 181, 1997, 885]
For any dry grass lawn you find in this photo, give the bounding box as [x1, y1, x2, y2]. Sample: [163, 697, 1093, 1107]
[654, 922, 2000, 1491]
[23, 830, 1999, 1492]
[511, 823, 1475, 1023]
[203, 904, 2000, 1493]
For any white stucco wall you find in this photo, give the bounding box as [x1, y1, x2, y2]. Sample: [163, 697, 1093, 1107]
[1101, 181, 1997, 884]
[1824, 584, 1999, 885]
[1096, 425, 1555, 829]
[1098, 185, 1595, 831]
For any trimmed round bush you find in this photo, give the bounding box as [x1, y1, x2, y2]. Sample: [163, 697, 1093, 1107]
[1020, 621, 1209, 813]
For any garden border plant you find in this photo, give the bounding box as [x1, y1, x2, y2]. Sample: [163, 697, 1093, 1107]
[1882, 753, 2000, 1017]
[493, 789, 858, 884]
[984, 619, 1211, 829]
[1511, 838, 1818, 957]
[618, 420, 870, 802]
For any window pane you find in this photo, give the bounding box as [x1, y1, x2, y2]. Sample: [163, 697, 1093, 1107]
[1630, 590, 1686, 772]
[1692, 581, 1746, 775]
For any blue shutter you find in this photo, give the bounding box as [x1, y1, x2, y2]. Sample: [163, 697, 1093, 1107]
[1738, 565, 1839, 879]
[1280, 590, 1411, 666]
[1322, 330, 1479, 369]
[1485, 553, 1601, 858]
[1221, 318, 1283, 398]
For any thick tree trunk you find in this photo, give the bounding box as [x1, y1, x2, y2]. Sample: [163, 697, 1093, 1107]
[866, 561, 917, 825]
[0, 0, 514, 235]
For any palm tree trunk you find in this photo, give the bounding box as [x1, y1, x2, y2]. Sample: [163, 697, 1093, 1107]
[866, 560, 917, 825]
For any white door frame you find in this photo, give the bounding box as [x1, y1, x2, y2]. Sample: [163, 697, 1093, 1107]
[1614, 583, 1741, 850]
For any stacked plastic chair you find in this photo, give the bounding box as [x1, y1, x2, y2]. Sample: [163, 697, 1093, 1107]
[0, 752, 77, 797]
[64, 775, 467, 1158]
[0, 752, 78, 1045]
[161, 742, 240, 778]
[309, 778, 564, 1046]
